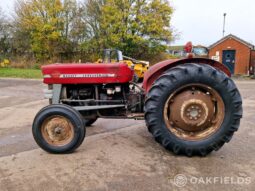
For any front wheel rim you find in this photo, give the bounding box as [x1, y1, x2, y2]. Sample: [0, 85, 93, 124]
[41, 115, 75, 146]
[163, 84, 225, 141]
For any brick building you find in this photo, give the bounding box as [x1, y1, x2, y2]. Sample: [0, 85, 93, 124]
[209, 34, 255, 75]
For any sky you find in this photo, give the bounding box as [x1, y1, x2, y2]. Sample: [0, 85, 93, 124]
[170, 0, 255, 46]
[0, 0, 254, 46]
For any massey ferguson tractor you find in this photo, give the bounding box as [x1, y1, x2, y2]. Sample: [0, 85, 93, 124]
[32, 45, 243, 157]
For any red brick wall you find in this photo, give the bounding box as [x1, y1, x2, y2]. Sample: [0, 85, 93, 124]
[250, 51, 255, 75]
[209, 38, 251, 75]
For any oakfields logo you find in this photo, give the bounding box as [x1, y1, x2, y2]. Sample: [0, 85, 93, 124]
[174, 174, 188, 187]
[171, 174, 251, 187]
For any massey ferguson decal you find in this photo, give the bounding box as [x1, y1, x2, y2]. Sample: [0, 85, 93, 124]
[44, 73, 116, 78]
[61, 73, 116, 78]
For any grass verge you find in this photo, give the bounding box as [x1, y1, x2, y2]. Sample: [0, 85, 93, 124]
[0, 68, 42, 79]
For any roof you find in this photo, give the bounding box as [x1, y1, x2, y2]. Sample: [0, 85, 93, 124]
[209, 34, 255, 50]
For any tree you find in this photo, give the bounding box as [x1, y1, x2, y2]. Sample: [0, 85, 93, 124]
[79, 0, 105, 60]
[59, 0, 87, 61]
[0, 8, 12, 57]
[79, 0, 173, 60]
[14, 0, 64, 61]
[98, 0, 173, 58]
[10, 0, 174, 64]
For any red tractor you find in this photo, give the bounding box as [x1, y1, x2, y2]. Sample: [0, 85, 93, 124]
[32, 49, 242, 157]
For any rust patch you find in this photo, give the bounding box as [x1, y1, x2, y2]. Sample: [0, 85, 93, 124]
[164, 84, 225, 141]
[41, 115, 74, 146]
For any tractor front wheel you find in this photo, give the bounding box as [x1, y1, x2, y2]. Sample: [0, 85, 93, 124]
[145, 64, 242, 156]
[32, 104, 86, 154]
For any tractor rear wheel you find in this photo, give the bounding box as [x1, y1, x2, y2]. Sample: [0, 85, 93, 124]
[145, 64, 242, 156]
[32, 104, 86, 154]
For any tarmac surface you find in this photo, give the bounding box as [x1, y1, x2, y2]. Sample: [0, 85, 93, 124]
[0, 78, 254, 191]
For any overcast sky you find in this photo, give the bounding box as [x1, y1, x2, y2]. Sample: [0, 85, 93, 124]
[170, 0, 255, 46]
[1, 0, 254, 46]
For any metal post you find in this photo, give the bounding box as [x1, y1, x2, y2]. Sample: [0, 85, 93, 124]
[52, 84, 62, 104]
[223, 13, 227, 37]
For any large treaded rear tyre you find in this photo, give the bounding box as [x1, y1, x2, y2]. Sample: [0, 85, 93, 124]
[144, 64, 242, 156]
[32, 104, 86, 154]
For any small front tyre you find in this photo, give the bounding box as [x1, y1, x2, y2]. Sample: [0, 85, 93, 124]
[32, 104, 86, 154]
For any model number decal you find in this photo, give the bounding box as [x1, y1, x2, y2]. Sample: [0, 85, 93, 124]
[60, 74, 116, 78]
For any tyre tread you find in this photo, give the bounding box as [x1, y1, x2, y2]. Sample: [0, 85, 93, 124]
[145, 64, 242, 156]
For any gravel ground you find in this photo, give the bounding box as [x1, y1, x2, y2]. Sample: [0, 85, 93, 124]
[0, 78, 254, 191]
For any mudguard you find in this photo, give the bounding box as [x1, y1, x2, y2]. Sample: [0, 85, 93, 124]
[142, 58, 231, 92]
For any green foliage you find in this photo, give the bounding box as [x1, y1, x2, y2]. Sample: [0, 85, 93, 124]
[6, 0, 174, 63]
[15, 0, 64, 61]
[0, 8, 12, 57]
[95, 0, 173, 59]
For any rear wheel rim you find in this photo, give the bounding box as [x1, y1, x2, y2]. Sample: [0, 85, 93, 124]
[163, 84, 225, 141]
[41, 115, 75, 146]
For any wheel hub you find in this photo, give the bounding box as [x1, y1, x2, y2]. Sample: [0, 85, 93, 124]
[169, 90, 214, 132]
[164, 84, 225, 141]
[41, 116, 74, 146]
[185, 104, 202, 121]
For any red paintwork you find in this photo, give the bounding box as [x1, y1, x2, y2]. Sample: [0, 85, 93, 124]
[42, 63, 134, 84]
[142, 58, 231, 92]
[42, 58, 230, 94]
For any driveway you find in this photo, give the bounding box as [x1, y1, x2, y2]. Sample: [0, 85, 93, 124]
[0, 78, 254, 191]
